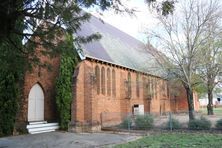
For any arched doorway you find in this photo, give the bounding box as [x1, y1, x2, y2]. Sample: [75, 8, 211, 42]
[28, 83, 44, 121]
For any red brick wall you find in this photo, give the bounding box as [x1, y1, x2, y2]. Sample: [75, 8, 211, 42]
[17, 49, 199, 132]
[169, 85, 199, 112]
[17, 46, 60, 124]
[71, 59, 171, 131]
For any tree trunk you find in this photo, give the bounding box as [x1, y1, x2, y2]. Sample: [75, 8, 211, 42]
[207, 90, 214, 115]
[185, 86, 195, 120]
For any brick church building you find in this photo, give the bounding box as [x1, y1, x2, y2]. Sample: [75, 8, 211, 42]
[17, 16, 199, 133]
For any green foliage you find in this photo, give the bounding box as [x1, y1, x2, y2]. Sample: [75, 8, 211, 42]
[135, 114, 154, 130]
[194, 83, 207, 99]
[0, 71, 19, 136]
[55, 34, 79, 130]
[0, 20, 25, 136]
[216, 119, 222, 130]
[0, 0, 129, 54]
[161, 1, 175, 16]
[120, 116, 132, 129]
[166, 118, 181, 130]
[188, 116, 211, 130]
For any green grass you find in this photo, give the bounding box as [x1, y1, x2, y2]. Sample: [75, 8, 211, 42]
[199, 107, 222, 115]
[115, 133, 222, 148]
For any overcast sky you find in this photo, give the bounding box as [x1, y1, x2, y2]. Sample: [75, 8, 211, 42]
[86, 0, 158, 43]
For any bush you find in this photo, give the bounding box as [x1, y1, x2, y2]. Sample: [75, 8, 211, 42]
[0, 72, 19, 136]
[188, 116, 211, 130]
[55, 34, 79, 130]
[135, 114, 154, 130]
[216, 119, 222, 130]
[120, 116, 132, 129]
[166, 118, 181, 130]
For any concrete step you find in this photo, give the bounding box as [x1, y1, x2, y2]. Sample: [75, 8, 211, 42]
[27, 123, 58, 129]
[27, 122, 59, 134]
[29, 121, 47, 125]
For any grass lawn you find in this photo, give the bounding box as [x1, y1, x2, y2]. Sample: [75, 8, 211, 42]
[115, 133, 222, 148]
[199, 107, 222, 115]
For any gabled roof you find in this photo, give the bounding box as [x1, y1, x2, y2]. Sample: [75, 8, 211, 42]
[77, 15, 164, 77]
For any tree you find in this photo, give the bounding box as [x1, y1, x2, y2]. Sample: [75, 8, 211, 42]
[0, 21, 25, 136]
[0, 0, 175, 135]
[198, 15, 222, 115]
[146, 0, 220, 120]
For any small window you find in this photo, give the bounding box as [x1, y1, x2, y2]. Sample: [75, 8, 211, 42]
[95, 65, 100, 94]
[101, 67, 105, 95]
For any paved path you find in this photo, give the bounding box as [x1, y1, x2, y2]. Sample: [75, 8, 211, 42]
[0, 132, 139, 148]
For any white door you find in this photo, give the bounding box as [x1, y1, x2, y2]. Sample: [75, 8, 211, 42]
[28, 84, 44, 121]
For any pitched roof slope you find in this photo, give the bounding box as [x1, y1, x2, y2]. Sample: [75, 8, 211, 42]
[77, 15, 164, 77]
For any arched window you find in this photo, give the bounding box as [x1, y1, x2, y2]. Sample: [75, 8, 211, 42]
[152, 78, 156, 99]
[150, 77, 154, 99]
[128, 72, 131, 98]
[101, 67, 105, 95]
[146, 77, 152, 100]
[112, 69, 116, 97]
[162, 80, 166, 97]
[95, 65, 100, 95]
[143, 77, 147, 99]
[107, 68, 111, 96]
[136, 73, 140, 97]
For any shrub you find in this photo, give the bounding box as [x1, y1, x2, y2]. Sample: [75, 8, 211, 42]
[0, 72, 19, 136]
[120, 116, 132, 129]
[55, 34, 79, 130]
[166, 118, 181, 130]
[135, 114, 154, 130]
[188, 116, 211, 130]
[216, 119, 222, 130]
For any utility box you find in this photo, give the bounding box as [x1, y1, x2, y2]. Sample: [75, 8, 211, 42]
[133, 104, 144, 115]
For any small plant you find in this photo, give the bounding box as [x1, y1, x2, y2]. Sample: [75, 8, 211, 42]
[216, 119, 222, 130]
[188, 116, 211, 130]
[120, 116, 132, 129]
[135, 114, 154, 130]
[166, 118, 181, 130]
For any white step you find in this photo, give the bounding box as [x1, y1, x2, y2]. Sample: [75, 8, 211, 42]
[27, 123, 58, 128]
[29, 121, 47, 125]
[27, 122, 59, 134]
[28, 125, 59, 133]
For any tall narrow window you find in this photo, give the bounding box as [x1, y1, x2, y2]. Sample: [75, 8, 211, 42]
[143, 77, 147, 99]
[136, 73, 140, 97]
[154, 78, 157, 99]
[95, 65, 100, 94]
[107, 68, 111, 96]
[151, 78, 154, 99]
[162, 80, 166, 97]
[112, 69, 116, 97]
[128, 72, 131, 98]
[148, 77, 151, 99]
[101, 67, 105, 95]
